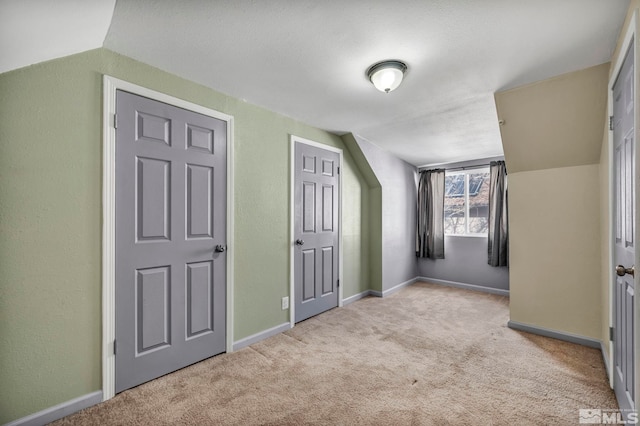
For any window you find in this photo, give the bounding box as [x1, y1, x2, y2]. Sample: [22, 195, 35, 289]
[444, 168, 490, 235]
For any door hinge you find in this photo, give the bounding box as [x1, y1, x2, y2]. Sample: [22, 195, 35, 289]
[337, 166, 340, 175]
[609, 115, 614, 131]
[609, 326, 614, 341]
[337, 279, 340, 288]
[114, 113, 118, 129]
[113, 340, 117, 355]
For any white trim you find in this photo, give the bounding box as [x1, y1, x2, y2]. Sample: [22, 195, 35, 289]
[5, 391, 103, 426]
[635, 12, 640, 409]
[101, 76, 235, 401]
[443, 167, 490, 237]
[342, 290, 374, 305]
[602, 340, 612, 384]
[102, 76, 117, 402]
[329, 278, 508, 306]
[289, 135, 344, 327]
[232, 322, 291, 351]
[418, 276, 510, 296]
[607, 10, 639, 399]
[381, 277, 419, 297]
[507, 320, 600, 349]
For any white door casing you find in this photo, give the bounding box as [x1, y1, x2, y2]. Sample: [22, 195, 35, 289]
[289, 135, 343, 327]
[102, 76, 235, 400]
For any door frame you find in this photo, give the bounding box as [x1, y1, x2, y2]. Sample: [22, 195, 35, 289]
[607, 9, 639, 406]
[101, 76, 235, 401]
[289, 135, 344, 327]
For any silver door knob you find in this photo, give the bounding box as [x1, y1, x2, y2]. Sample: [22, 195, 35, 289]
[616, 265, 634, 277]
[295, 239, 304, 246]
[215, 245, 226, 253]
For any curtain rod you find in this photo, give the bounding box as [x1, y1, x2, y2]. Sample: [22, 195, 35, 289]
[419, 163, 491, 173]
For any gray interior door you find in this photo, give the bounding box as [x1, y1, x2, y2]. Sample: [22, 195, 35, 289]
[612, 42, 636, 417]
[115, 90, 227, 393]
[294, 142, 340, 323]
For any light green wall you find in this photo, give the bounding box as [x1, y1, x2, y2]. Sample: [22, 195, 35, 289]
[341, 134, 382, 292]
[0, 48, 371, 423]
[342, 152, 371, 296]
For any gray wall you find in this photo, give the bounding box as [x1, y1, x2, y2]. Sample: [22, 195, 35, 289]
[418, 236, 509, 290]
[417, 156, 509, 292]
[352, 135, 418, 291]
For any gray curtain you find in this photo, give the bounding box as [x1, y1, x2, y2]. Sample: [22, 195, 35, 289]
[416, 169, 445, 259]
[488, 161, 508, 267]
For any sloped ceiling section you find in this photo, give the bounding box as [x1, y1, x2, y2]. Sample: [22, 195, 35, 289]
[494, 62, 610, 173]
[0, 0, 116, 74]
[102, 0, 628, 167]
[0, 1, 628, 167]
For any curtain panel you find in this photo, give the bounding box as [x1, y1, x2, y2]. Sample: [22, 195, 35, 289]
[416, 169, 445, 259]
[488, 161, 508, 267]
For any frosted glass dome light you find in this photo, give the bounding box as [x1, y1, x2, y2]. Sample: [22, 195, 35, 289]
[367, 60, 407, 93]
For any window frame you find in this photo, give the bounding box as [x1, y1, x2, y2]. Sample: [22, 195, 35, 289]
[444, 167, 490, 237]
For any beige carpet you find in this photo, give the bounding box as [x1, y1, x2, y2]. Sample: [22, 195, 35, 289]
[55, 282, 617, 425]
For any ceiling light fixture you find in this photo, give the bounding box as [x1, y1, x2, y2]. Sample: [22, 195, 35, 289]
[366, 60, 407, 93]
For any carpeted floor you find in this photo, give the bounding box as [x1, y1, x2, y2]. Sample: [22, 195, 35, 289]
[54, 282, 617, 425]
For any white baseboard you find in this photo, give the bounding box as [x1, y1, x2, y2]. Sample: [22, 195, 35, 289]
[342, 290, 374, 305]
[418, 276, 510, 296]
[232, 322, 291, 351]
[344, 278, 420, 303]
[382, 277, 420, 296]
[600, 341, 612, 384]
[6, 391, 102, 426]
[507, 320, 600, 348]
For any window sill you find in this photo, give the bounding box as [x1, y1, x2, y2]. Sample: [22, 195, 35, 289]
[445, 234, 487, 239]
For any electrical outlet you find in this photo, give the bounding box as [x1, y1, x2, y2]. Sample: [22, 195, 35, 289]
[281, 296, 289, 310]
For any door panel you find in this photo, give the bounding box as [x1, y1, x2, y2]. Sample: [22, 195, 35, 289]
[115, 90, 227, 393]
[186, 164, 214, 239]
[322, 247, 334, 294]
[612, 42, 636, 417]
[136, 266, 171, 353]
[186, 260, 214, 338]
[294, 142, 339, 322]
[136, 157, 171, 241]
[322, 185, 334, 231]
[302, 249, 316, 301]
[303, 182, 316, 232]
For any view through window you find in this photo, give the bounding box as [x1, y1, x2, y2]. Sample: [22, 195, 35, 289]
[444, 168, 490, 235]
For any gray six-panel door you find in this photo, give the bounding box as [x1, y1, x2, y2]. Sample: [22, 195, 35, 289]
[115, 90, 227, 393]
[612, 43, 636, 417]
[294, 142, 340, 323]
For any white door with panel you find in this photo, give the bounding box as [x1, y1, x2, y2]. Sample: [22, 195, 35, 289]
[294, 141, 340, 323]
[115, 90, 227, 393]
[612, 42, 636, 417]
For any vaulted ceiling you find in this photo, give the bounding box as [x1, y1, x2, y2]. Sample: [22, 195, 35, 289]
[0, 0, 629, 166]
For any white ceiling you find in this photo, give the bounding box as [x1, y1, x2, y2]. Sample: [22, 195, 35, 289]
[1, 0, 629, 167]
[0, 0, 116, 74]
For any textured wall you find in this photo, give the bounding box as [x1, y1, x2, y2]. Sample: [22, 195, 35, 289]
[351, 136, 418, 291]
[0, 48, 370, 423]
[341, 133, 382, 292]
[496, 63, 609, 173]
[417, 156, 509, 291]
[495, 62, 611, 341]
[0, 49, 104, 425]
[418, 236, 509, 290]
[508, 165, 602, 338]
